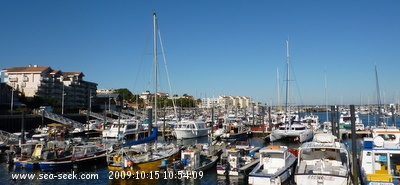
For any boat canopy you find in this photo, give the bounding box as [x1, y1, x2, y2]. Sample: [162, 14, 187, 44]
[121, 127, 158, 147]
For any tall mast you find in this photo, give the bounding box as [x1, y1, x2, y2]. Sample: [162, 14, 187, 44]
[285, 39, 290, 113]
[277, 68, 281, 111]
[375, 65, 382, 126]
[153, 12, 158, 125]
[324, 67, 328, 122]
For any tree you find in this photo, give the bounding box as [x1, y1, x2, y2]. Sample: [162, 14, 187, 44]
[24, 96, 44, 109]
[47, 97, 58, 108]
[115, 88, 134, 102]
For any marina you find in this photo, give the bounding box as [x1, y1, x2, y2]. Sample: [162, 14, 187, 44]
[0, 110, 399, 185]
[0, 1, 399, 185]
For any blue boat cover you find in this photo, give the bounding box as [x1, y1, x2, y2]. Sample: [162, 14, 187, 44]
[121, 127, 158, 147]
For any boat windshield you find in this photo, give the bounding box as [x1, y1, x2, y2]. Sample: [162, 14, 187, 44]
[300, 148, 343, 161]
[262, 152, 284, 159]
[126, 124, 137, 130]
[293, 127, 306, 131]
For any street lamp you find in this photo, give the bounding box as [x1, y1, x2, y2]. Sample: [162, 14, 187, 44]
[86, 89, 93, 125]
[90, 92, 93, 112]
[108, 93, 111, 112]
[62, 85, 66, 115]
[10, 87, 14, 115]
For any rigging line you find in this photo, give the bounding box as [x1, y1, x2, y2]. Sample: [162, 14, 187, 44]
[375, 64, 383, 126]
[157, 22, 178, 117]
[289, 59, 304, 107]
[132, 17, 155, 94]
[132, 27, 153, 94]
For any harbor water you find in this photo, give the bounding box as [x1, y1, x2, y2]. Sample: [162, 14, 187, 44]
[1, 112, 399, 185]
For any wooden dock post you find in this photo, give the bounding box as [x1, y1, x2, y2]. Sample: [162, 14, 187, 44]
[350, 105, 359, 185]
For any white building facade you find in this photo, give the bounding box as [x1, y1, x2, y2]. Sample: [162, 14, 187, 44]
[1, 65, 97, 108]
[201, 95, 253, 109]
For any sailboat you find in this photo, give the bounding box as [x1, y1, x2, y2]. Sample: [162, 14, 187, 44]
[107, 12, 181, 176]
[269, 40, 313, 143]
[322, 68, 332, 133]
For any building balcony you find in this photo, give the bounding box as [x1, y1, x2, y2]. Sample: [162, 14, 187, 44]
[9, 77, 18, 82]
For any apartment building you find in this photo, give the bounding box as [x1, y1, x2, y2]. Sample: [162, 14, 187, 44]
[201, 95, 253, 109]
[1, 65, 97, 108]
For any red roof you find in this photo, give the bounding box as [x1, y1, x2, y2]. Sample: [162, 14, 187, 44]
[5, 66, 50, 73]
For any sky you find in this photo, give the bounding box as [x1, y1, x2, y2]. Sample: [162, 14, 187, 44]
[1, 0, 399, 106]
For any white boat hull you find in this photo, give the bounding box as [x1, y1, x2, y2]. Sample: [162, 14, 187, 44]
[248, 170, 290, 185]
[295, 175, 349, 185]
[216, 169, 239, 176]
[270, 129, 313, 143]
[174, 129, 210, 139]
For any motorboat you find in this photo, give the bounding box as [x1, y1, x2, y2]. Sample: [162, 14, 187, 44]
[294, 133, 351, 185]
[102, 119, 144, 139]
[172, 119, 211, 139]
[301, 114, 320, 131]
[339, 111, 362, 129]
[360, 135, 400, 185]
[162, 147, 218, 174]
[219, 118, 252, 142]
[39, 144, 107, 170]
[248, 145, 297, 185]
[216, 144, 260, 178]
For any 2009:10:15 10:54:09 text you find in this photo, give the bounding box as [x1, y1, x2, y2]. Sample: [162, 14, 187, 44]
[108, 170, 204, 180]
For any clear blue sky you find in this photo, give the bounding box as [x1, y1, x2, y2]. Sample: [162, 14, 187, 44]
[1, 0, 399, 106]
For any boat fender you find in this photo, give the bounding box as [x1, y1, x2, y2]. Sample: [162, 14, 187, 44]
[113, 155, 121, 162]
[57, 148, 63, 155]
[127, 160, 133, 167]
[277, 176, 282, 185]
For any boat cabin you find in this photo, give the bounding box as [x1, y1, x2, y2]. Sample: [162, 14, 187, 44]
[258, 145, 289, 174]
[181, 149, 200, 169]
[296, 134, 349, 176]
[372, 127, 400, 148]
[224, 148, 240, 169]
[72, 145, 102, 159]
[175, 120, 207, 130]
[360, 136, 400, 182]
[102, 120, 141, 138]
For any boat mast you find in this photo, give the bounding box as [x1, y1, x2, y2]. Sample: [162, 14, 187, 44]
[153, 12, 158, 126]
[375, 65, 382, 126]
[277, 68, 281, 111]
[325, 68, 328, 122]
[285, 39, 290, 114]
